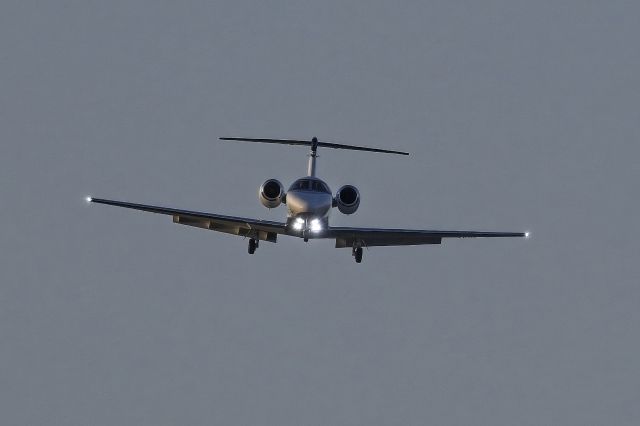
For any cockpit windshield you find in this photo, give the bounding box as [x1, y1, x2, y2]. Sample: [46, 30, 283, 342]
[289, 179, 310, 191]
[289, 179, 331, 193]
[311, 180, 331, 193]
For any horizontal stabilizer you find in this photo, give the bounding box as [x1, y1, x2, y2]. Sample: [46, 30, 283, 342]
[219, 136, 409, 156]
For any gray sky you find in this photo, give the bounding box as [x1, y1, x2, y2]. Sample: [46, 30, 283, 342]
[1, 1, 639, 424]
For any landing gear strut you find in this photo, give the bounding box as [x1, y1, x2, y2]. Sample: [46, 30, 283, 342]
[248, 238, 258, 254]
[352, 246, 363, 263]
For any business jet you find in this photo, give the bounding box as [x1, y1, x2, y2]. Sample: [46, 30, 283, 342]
[87, 137, 528, 263]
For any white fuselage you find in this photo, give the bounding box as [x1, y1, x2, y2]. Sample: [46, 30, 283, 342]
[284, 177, 333, 237]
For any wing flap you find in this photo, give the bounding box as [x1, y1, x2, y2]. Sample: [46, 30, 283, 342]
[334, 233, 441, 248]
[328, 227, 526, 248]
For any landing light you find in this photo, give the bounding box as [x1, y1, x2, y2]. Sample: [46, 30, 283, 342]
[310, 219, 323, 232]
[293, 217, 304, 230]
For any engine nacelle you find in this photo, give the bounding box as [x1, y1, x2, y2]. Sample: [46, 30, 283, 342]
[259, 179, 285, 208]
[335, 185, 360, 215]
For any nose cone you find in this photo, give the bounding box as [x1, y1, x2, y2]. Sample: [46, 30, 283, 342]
[287, 191, 333, 216]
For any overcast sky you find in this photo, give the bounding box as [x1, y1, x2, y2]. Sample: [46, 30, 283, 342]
[1, 1, 639, 425]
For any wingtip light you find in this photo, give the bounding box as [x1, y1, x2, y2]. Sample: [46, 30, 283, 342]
[85, 196, 93, 203]
[525, 231, 531, 239]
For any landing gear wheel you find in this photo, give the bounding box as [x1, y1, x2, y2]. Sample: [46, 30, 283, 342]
[354, 247, 363, 263]
[248, 238, 257, 254]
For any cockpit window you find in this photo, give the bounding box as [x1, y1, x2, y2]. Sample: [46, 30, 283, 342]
[289, 179, 331, 193]
[289, 179, 310, 191]
[311, 181, 331, 193]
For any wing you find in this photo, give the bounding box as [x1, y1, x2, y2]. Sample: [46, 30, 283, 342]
[88, 197, 286, 242]
[327, 227, 527, 248]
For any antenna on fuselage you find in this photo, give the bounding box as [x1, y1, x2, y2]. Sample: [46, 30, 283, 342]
[219, 136, 409, 177]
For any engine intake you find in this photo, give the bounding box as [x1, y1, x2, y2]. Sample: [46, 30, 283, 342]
[335, 185, 360, 215]
[259, 179, 285, 208]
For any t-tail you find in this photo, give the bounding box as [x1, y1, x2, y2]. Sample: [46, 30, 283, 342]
[219, 136, 409, 177]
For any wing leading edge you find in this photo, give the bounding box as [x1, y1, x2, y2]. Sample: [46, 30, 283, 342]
[88, 197, 286, 242]
[327, 227, 527, 248]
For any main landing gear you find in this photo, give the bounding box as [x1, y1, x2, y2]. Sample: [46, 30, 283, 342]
[352, 246, 363, 263]
[248, 238, 258, 254]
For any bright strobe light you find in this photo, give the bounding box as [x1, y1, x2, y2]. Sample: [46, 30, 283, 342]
[525, 231, 531, 239]
[85, 196, 93, 203]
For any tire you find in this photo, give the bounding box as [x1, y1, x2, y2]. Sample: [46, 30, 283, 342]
[248, 238, 256, 254]
[354, 247, 363, 263]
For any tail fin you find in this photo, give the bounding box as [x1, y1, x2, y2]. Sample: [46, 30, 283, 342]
[219, 136, 409, 156]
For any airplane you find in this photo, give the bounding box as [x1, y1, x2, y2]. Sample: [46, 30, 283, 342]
[86, 137, 529, 263]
